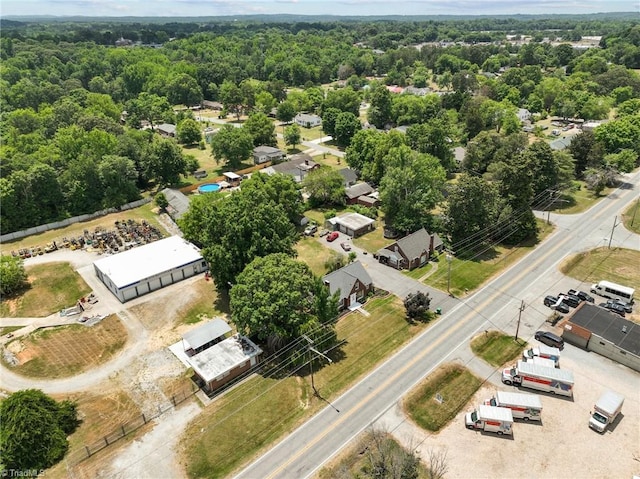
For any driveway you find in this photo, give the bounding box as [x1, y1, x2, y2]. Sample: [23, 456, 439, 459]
[318, 231, 458, 312]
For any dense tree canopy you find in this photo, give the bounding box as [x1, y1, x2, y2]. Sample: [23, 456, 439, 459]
[0, 389, 80, 470]
[0, 255, 28, 295]
[302, 167, 346, 207]
[179, 184, 298, 291]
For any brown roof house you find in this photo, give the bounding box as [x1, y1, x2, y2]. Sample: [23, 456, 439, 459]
[376, 227, 444, 270]
[323, 261, 373, 311]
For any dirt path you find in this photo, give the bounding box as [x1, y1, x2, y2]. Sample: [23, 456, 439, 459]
[99, 401, 202, 479]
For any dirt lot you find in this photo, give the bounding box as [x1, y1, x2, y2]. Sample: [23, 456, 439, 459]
[391, 346, 640, 478]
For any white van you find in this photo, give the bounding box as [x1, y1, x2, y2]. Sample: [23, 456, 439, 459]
[591, 281, 635, 304]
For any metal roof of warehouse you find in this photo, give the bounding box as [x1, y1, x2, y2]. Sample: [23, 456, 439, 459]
[182, 318, 232, 351]
[93, 235, 203, 289]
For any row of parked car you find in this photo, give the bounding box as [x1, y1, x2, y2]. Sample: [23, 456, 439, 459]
[543, 288, 632, 317]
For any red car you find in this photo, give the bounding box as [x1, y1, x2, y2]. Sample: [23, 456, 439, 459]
[326, 231, 339, 242]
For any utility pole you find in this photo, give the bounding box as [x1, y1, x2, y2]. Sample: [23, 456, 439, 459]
[608, 215, 621, 249]
[515, 300, 525, 341]
[303, 335, 332, 397]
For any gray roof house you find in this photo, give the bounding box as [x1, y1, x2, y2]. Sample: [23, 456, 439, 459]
[323, 261, 373, 311]
[345, 182, 375, 204]
[262, 154, 319, 182]
[294, 113, 322, 128]
[160, 188, 190, 220]
[325, 212, 376, 238]
[338, 168, 358, 187]
[377, 227, 444, 271]
[253, 145, 285, 165]
[550, 136, 573, 151]
[156, 123, 176, 137]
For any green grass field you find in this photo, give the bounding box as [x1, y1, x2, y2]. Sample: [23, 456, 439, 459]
[622, 199, 640, 235]
[0, 262, 92, 317]
[560, 247, 640, 291]
[181, 295, 428, 478]
[470, 331, 526, 367]
[404, 364, 482, 432]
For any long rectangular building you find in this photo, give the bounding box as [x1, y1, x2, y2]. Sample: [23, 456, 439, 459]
[94, 235, 207, 302]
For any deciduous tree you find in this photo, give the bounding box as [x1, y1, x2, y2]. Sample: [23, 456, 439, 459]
[302, 167, 346, 207]
[210, 124, 253, 169]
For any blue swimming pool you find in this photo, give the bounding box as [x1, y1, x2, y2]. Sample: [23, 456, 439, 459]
[198, 183, 221, 193]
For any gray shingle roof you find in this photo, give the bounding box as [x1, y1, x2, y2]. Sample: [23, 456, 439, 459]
[323, 261, 372, 302]
[161, 188, 190, 220]
[395, 228, 431, 261]
[338, 168, 358, 185]
[345, 182, 374, 199]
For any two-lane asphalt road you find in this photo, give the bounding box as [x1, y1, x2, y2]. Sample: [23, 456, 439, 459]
[235, 171, 640, 479]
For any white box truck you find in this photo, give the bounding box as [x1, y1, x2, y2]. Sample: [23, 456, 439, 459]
[465, 404, 513, 435]
[484, 391, 543, 421]
[527, 356, 557, 369]
[522, 344, 560, 367]
[589, 390, 624, 433]
[502, 360, 574, 397]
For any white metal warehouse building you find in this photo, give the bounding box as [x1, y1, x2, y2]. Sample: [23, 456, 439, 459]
[93, 235, 207, 302]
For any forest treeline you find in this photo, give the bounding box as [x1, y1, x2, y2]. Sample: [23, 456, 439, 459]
[1, 16, 639, 234]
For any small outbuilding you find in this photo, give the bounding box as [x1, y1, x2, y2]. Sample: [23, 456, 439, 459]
[345, 183, 375, 204]
[188, 334, 262, 393]
[326, 212, 376, 238]
[94, 235, 207, 302]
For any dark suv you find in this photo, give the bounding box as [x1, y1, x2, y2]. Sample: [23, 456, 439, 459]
[568, 289, 594, 303]
[543, 296, 570, 314]
[558, 293, 581, 308]
[535, 330, 564, 350]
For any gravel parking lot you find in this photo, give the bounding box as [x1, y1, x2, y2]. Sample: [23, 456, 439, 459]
[402, 344, 640, 478]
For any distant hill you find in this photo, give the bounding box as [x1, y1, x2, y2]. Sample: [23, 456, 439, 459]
[2, 12, 638, 24]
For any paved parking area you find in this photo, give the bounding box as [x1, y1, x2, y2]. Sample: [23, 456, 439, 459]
[383, 342, 640, 478]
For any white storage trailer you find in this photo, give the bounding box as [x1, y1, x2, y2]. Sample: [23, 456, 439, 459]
[528, 356, 557, 369]
[465, 405, 513, 435]
[502, 360, 574, 397]
[485, 391, 543, 421]
[589, 390, 624, 433]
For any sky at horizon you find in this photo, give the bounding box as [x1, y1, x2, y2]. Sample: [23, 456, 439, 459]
[1, 0, 638, 18]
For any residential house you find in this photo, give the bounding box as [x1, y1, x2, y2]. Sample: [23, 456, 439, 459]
[453, 146, 466, 165]
[517, 108, 532, 123]
[253, 145, 285, 165]
[550, 136, 573, 151]
[376, 227, 444, 270]
[160, 188, 191, 220]
[156, 123, 176, 137]
[201, 100, 223, 111]
[325, 212, 375, 238]
[345, 182, 375, 205]
[323, 261, 373, 311]
[262, 154, 319, 183]
[338, 168, 358, 187]
[294, 113, 322, 128]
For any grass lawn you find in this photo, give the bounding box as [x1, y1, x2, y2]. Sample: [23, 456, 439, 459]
[424, 219, 552, 296]
[404, 364, 482, 432]
[552, 181, 615, 215]
[622, 199, 640, 235]
[295, 236, 345, 277]
[5, 314, 127, 378]
[0, 262, 92, 317]
[559, 247, 640, 291]
[181, 295, 428, 478]
[316, 153, 346, 170]
[3, 202, 167, 252]
[177, 277, 226, 325]
[403, 262, 434, 280]
[352, 217, 389, 254]
[299, 125, 327, 141]
[470, 331, 526, 367]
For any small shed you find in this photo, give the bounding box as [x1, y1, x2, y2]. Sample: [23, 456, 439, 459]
[160, 188, 191, 220]
[223, 172, 242, 186]
[156, 123, 176, 137]
[187, 335, 262, 393]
